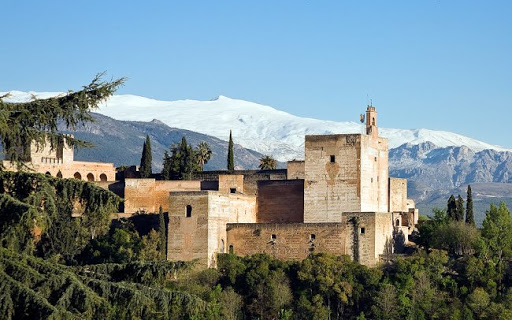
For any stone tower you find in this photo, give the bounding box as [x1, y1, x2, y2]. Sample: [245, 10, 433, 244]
[366, 106, 378, 137]
[303, 106, 389, 223]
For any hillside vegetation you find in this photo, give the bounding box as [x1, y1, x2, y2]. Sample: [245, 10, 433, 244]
[1, 172, 512, 319]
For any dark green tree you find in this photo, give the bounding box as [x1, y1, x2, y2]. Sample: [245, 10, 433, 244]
[139, 135, 152, 178]
[227, 130, 234, 171]
[161, 151, 172, 180]
[158, 205, 166, 260]
[466, 185, 475, 226]
[456, 195, 465, 221]
[161, 137, 199, 180]
[447, 195, 457, 221]
[0, 73, 124, 165]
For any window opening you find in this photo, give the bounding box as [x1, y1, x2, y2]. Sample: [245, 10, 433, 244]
[330, 155, 335, 163]
[360, 227, 365, 234]
[230, 188, 236, 194]
[186, 205, 192, 217]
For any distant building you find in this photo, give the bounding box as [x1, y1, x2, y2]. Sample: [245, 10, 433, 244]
[2, 135, 116, 182]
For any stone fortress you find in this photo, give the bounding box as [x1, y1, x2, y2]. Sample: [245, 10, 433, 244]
[2, 136, 116, 182]
[5, 106, 418, 268]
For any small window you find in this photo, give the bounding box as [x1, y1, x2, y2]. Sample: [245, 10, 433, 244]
[230, 188, 236, 194]
[87, 173, 94, 181]
[99, 173, 107, 182]
[186, 205, 192, 217]
[271, 234, 277, 241]
[310, 234, 316, 241]
[229, 245, 234, 254]
[396, 219, 400, 227]
[374, 157, 377, 162]
[360, 227, 365, 234]
[220, 239, 225, 253]
[330, 155, 335, 163]
[45, 171, 51, 176]
[74, 172, 82, 180]
[371, 178, 373, 183]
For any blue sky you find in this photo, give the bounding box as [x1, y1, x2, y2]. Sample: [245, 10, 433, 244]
[2, 1, 511, 148]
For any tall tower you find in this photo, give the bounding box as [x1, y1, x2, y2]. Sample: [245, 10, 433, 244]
[366, 106, 378, 138]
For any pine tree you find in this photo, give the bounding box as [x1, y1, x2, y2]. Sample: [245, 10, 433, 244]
[0, 73, 124, 164]
[139, 135, 152, 178]
[158, 205, 166, 260]
[447, 195, 457, 221]
[466, 185, 475, 226]
[456, 195, 465, 221]
[161, 151, 172, 180]
[227, 130, 234, 171]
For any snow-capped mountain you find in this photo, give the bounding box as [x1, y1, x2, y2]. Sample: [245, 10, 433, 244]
[3, 91, 511, 161]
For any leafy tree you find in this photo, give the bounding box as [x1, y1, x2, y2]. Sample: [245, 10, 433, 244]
[466, 185, 475, 226]
[481, 202, 512, 293]
[139, 229, 161, 262]
[447, 195, 457, 221]
[227, 130, 234, 171]
[139, 135, 152, 178]
[195, 141, 212, 171]
[456, 195, 465, 222]
[259, 155, 277, 170]
[0, 73, 124, 165]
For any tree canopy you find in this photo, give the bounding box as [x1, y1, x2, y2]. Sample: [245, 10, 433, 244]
[0, 73, 124, 164]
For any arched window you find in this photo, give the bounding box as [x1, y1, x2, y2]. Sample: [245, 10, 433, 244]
[186, 205, 192, 217]
[87, 173, 94, 181]
[45, 171, 51, 176]
[372, 117, 375, 125]
[99, 173, 107, 182]
[74, 172, 82, 180]
[229, 245, 234, 254]
[396, 219, 400, 227]
[220, 239, 225, 253]
[56, 171, 63, 179]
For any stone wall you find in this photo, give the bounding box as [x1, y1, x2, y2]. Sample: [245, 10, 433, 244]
[124, 179, 201, 214]
[167, 191, 256, 267]
[192, 170, 287, 195]
[257, 180, 304, 223]
[304, 134, 362, 223]
[226, 223, 347, 261]
[167, 191, 210, 266]
[342, 212, 393, 267]
[389, 178, 407, 212]
[359, 135, 389, 213]
[218, 175, 244, 194]
[287, 161, 305, 179]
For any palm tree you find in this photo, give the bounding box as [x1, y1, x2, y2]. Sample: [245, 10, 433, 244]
[259, 155, 277, 170]
[195, 142, 212, 171]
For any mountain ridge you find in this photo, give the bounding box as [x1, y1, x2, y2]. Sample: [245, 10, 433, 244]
[3, 91, 510, 162]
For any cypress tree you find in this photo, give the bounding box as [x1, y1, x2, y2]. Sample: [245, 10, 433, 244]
[447, 195, 457, 221]
[466, 185, 475, 226]
[227, 130, 234, 171]
[158, 205, 166, 260]
[139, 135, 152, 178]
[456, 195, 465, 221]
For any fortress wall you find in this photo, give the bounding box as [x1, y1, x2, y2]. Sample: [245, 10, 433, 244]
[256, 180, 304, 223]
[287, 161, 305, 179]
[167, 191, 210, 266]
[218, 175, 244, 194]
[304, 135, 361, 223]
[192, 170, 288, 195]
[207, 192, 256, 267]
[389, 178, 407, 213]
[124, 179, 201, 213]
[359, 136, 389, 213]
[226, 223, 346, 261]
